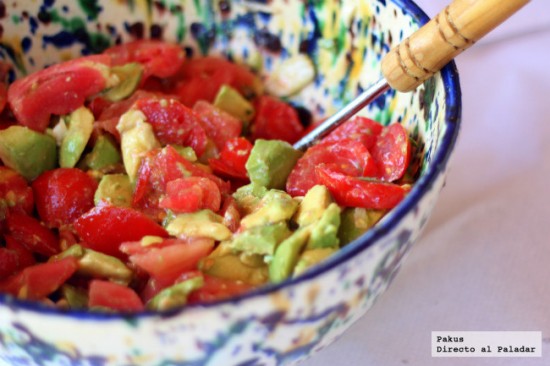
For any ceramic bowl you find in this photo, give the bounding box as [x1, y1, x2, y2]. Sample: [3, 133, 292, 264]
[0, 0, 460, 365]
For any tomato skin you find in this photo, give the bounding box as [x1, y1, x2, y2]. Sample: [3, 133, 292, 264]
[322, 116, 383, 149]
[135, 97, 207, 156]
[371, 123, 411, 182]
[88, 279, 144, 312]
[192, 101, 242, 152]
[251, 95, 304, 144]
[187, 274, 254, 304]
[74, 206, 168, 258]
[32, 168, 98, 228]
[208, 137, 252, 180]
[8, 55, 111, 131]
[159, 177, 221, 214]
[104, 40, 185, 81]
[315, 165, 410, 210]
[123, 238, 214, 284]
[0, 257, 78, 300]
[286, 139, 378, 197]
[0, 248, 19, 279]
[5, 235, 36, 269]
[6, 212, 60, 256]
[0, 167, 34, 219]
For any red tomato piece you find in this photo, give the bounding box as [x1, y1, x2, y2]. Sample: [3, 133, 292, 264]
[7, 54, 111, 131]
[251, 95, 304, 144]
[321, 116, 383, 149]
[0, 248, 19, 279]
[104, 40, 185, 81]
[32, 168, 98, 228]
[0, 257, 78, 300]
[208, 137, 252, 180]
[135, 97, 207, 156]
[192, 101, 242, 151]
[187, 274, 254, 304]
[315, 165, 410, 210]
[74, 206, 168, 258]
[219, 196, 241, 233]
[5, 212, 60, 256]
[0, 166, 34, 219]
[88, 279, 144, 312]
[0, 61, 10, 114]
[5, 235, 36, 269]
[159, 177, 221, 214]
[124, 238, 214, 284]
[371, 123, 411, 182]
[286, 139, 378, 197]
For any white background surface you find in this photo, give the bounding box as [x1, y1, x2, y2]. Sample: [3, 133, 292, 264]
[304, 0, 550, 365]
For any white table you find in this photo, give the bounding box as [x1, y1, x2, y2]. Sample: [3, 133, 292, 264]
[304, 1, 550, 365]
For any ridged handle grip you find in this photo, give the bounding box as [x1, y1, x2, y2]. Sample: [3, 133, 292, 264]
[381, 0, 529, 92]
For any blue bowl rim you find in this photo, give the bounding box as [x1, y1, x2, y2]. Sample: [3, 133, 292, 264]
[0, 0, 462, 321]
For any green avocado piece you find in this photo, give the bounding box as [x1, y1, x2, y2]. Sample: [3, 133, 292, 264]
[245, 139, 302, 190]
[147, 276, 204, 311]
[293, 185, 333, 227]
[200, 253, 268, 285]
[59, 106, 94, 168]
[0, 126, 57, 180]
[85, 135, 122, 170]
[269, 227, 310, 283]
[338, 208, 386, 246]
[232, 183, 268, 215]
[306, 203, 341, 250]
[228, 222, 291, 256]
[103, 63, 143, 102]
[61, 285, 88, 310]
[171, 144, 197, 162]
[240, 189, 299, 230]
[165, 210, 232, 241]
[293, 248, 337, 276]
[94, 174, 133, 208]
[214, 84, 255, 126]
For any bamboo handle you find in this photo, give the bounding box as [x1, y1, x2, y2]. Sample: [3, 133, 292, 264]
[381, 0, 529, 92]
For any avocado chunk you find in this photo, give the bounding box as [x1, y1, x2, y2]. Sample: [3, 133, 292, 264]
[117, 109, 160, 181]
[240, 189, 298, 230]
[94, 174, 133, 207]
[201, 253, 268, 285]
[269, 228, 310, 283]
[0, 126, 57, 180]
[165, 210, 232, 241]
[232, 183, 268, 215]
[228, 221, 291, 256]
[103, 63, 143, 102]
[59, 106, 94, 168]
[293, 248, 337, 276]
[214, 84, 255, 126]
[306, 203, 341, 250]
[61, 285, 88, 310]
[245, 139, 302, 190]
[338, 208, 386, 245]
[293, 185, 333, 227]
[171, 144, 197, 162]
[147, 276, 204, 311]
[84, 135, 122, 170]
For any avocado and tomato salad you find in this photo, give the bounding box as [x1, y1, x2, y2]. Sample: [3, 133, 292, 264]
[0, 40, 412, 312]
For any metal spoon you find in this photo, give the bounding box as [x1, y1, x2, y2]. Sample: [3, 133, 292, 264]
[293, 0, 530, 151]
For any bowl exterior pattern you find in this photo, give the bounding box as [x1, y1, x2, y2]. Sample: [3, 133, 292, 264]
[0, 0, 460, 365]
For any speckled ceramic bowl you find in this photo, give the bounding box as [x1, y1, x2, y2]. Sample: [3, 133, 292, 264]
[0, 0, 460, 365]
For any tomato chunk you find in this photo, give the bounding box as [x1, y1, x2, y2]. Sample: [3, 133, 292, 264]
[315, 165, 410, 210]
[8, 55, 111, 131]
[286, 139, 378, 197]
[74, 206, 168, 258]
[123, 238, 214, 284]
[208, 137, 252, 180]
[193, 101, 242, 152]
[0, 257, 78, 300]
[371, 123, 411, 182]
[104, 40, 185, 81]
[251, 95, 304, 144]
[88, 279, 144, 312]
[32, 168, 98, 228]
[321, 116, 383, 149]
[187, 274, 254, 304]
[0, 167, 34, 219]
[6, 212, 60, 256]
[159, 177, 221, 214]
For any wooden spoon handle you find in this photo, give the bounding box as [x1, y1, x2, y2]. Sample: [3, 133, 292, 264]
[381, 0, 529, 92]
